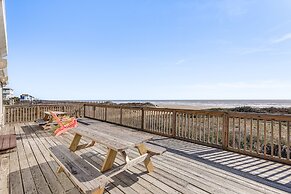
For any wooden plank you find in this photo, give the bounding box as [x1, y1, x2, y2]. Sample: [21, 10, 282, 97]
[71, 124, 153, 151]
[0, 152, 9, 194]
[0, 135, 4, 150]
[271, 120, 274, 157]
[233, 117, 235, 148]
[238, 118, 241, 150]
[279, 121, 282, 159]
[9, 140, 23, 194]
[244, 118, 247, 152]
[288, 121, 290, 161]
[49, 145, 107, 193]
[156, 139, 291, 194]
[101, 148, 118, 173]
[264, 120, 267, 157]
[216, 116, 219, 145]
[250, 119, 253, 153]
[14, 124, 38, 194]
[207, 115, 210, 143]
[22, 124, 66, 194]
[18, 125, 52, 194]
[1, 134, 10, 151]
[257, 119, 260, 154]
[28, 124, 82, 193]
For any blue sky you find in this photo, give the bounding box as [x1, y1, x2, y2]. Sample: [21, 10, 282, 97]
[5, 0, 291, 100]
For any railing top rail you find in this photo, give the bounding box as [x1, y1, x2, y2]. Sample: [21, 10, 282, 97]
[227, 111, 291, 121]
[5, 103, 84, 108]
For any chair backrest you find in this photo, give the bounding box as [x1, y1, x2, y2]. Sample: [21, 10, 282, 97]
[50, 111, 64, 128]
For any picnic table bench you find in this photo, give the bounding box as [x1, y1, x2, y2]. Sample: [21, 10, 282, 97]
[36, 111, 68, 129]
[49, 123, 166, 194]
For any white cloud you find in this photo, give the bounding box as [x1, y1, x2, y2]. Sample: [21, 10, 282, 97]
[272, 33, 291, 43]
[236, 47, 273, 55]
[175, 59, 185, 65]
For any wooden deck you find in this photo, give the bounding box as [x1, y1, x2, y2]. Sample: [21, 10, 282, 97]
[1, 118, 291, 194]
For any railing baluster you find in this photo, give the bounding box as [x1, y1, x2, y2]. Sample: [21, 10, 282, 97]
[217, 116, 219, 145]
[238, 118, 241, 150]
[264, 120, 267, 157]
[250, 119, 253, 153]
[271, 120, 274, 157]
[279, 121, 282, 159]
[287, 121, 290, 161]
[244, 118, 247, 152]
[233, 117, 235, 148]
[257, 119, 260, 154]
[207, 115, 210, 143]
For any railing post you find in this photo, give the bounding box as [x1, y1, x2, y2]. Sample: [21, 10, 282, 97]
[222, 113, 229, 150]
[37, 106, 40, 119]
[105, 106, 108, 121]
[172, 110, 177, 137]
[3, 106, 6, 125]
[83, 104, 86, 118]
[120, 107, 123, 125]
[93, 105, 96, 119]
[141, 108, 145, 130]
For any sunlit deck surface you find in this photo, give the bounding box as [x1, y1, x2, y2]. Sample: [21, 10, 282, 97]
[1, 118, 291, 194]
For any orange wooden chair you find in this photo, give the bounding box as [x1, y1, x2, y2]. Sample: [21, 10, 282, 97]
[50, 111, 78, 136]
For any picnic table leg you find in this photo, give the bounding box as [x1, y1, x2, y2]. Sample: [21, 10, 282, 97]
[43, 114, 49, 121]
[93, 187, 105, 194]
[101, 148, 117, 173]
[137, 144, 154, 173]
[69, 133, 82, 152]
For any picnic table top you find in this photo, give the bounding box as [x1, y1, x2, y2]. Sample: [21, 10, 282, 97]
[71, 122, 154, 151]
[44, 111, 67, 115]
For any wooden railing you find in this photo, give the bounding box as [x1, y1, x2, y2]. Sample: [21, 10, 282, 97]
[84, 103, 291, 165]
[4, 103, 290, 165]
[4, 104, 85, 124]
[226, 112, 291, 164]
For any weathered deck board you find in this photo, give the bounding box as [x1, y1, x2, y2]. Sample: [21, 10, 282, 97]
[1, 120, 291, 194]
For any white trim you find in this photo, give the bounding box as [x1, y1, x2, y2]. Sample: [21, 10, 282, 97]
[0, 0, 8, 57]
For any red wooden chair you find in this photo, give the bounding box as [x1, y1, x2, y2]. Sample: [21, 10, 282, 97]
[50, 111, 78, 136]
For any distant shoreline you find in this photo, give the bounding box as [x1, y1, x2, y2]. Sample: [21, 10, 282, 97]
[110, 99, 291, 109]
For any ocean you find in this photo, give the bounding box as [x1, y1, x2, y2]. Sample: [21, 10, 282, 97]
[110, 100, 291, 109]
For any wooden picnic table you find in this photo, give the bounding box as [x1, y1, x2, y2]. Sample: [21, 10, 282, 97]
[49, 122, 166, 194]
[36, 111, 68, 129]
[43, 111, 68, 122]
